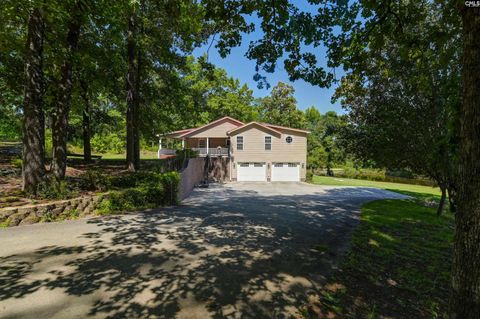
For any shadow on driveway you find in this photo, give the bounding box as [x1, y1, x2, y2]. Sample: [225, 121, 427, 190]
[0, 184, 407, 318]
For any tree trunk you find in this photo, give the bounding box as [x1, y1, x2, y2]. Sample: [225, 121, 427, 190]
[134, 46, 142, 169]
[437, 184, 447, 216]
[448, 185, 457, 214]
[126, 10, 138, 171]
[51, 7, 82, 179]
[450, 5, 480, 318]
[80, 80, 91, 162]
[22, 7, 46, 195]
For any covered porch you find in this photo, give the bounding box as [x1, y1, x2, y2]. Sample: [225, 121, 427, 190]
[157, 136, 230, 158]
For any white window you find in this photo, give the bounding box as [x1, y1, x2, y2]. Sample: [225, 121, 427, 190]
[288, 163, 297, 167]
[286, 136, 293, 143]
[240, 163, 249, 167]
[265, 136, 272, 150]
[198, 139, 206, 148]
[254, 163, 263, 167]
[274, 163, 283, 168]
[237, 136, 244, 150]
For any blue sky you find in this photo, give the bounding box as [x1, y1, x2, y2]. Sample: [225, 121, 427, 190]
[192, 5, 346, 115]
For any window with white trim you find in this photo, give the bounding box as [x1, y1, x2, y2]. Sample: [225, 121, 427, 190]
[239, 163, 249, 167]
[236, 136, 243, 150]
[198, 139, 206, 148]
[264, 136, 272, 150]
[288, 163, 297, 167]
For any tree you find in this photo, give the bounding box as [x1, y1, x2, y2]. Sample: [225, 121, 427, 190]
[22, 6, 46, 194]
[259, 82, 306, 128]
[126, 5, 138, 171]
[51, 0, 86, 179]
[202, 2, 476, 314]
[451, 5, 480, 317]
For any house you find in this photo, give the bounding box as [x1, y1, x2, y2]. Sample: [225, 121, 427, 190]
[158, 116, 309, 182]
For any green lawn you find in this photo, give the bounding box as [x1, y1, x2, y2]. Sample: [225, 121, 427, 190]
[312, 175, 441, 196]
[95, 151, 158, 160]
[300, 175, 452, 318]
[66, 150, 159, 160]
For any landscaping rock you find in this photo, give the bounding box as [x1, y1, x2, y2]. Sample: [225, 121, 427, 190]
[19, 213, 40, 225]
[0, 208, 17, 222]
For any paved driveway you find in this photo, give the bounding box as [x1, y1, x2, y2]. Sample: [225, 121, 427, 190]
[0, 182, 407, 319]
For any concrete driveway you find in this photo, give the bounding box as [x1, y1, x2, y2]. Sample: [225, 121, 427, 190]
[0, 182, 407, 319]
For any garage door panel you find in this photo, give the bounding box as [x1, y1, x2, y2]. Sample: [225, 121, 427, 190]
[237, 162, 266, 181]
[272, 163, 300, 181]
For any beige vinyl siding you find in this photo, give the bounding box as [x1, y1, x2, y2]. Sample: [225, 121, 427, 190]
[230, 125, 307, 180]
[185, 137, 227, 148]
[188, 119, 241, 138]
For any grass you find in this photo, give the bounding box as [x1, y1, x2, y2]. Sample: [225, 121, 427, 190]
[312, 175, 441, 196]
[300, 175, 453, 318]
[66, 150, 159, 160]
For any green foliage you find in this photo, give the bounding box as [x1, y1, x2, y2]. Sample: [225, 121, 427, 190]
[307, 198, 452, 318]
[45, 129, 53, 159]
[304, 107, 347, 172]
[331, 167, 435, 187]
[306, 171, 313, 182]
[0, 220, 10, 227]
[311, 175, 440, 196]
[35, 178, 75, 200]
[98, 171, 180, 214]
[158, 171, 180, 205]
[80, 169, 111, 191]
[65, 208, 80, 220]
[10, 158, 22, 168]
[91, 133, 125, 154]
[259, 82, 306, 129]
[40, 211, 55, 223]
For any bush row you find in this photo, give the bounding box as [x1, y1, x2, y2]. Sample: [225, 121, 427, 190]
[316, 167, 435, 186]
[96, 171, 179, 214]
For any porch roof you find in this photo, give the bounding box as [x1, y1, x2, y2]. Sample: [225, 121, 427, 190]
[158, 116, 244, 139]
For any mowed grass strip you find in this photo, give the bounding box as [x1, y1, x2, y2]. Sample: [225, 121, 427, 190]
[312, 175, 441, 196]
[302, 178, 453, 318]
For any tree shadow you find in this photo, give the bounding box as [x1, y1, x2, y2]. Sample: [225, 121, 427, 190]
[0, 184, 406, 318]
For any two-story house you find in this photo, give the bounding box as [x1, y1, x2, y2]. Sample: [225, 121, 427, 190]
[158, 116, 309, 182]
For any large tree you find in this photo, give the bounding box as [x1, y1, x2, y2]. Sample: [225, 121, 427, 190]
[452, 4, 480, 317]
[202, 1, 477, 316]
[51, 0, 86, 179]
[22, 6, 46, 194]
[259, 82, 306, 129]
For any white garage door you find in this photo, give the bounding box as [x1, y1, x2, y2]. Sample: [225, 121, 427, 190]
[272, 163, 300, 181]
[237, 162, 266, 181]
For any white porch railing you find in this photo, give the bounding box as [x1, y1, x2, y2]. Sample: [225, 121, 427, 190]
[158, 147, 229, 158]
[192, 147, 229, 156]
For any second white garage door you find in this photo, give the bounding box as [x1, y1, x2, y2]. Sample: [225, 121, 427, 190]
[272, 163, 300, 181]
[237, 162, 266, 181]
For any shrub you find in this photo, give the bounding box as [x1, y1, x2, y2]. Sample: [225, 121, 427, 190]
[35, 177, 74, 200]
[81, 169, 111, 191]
[159, 171, 180, 205]
[96, 171, 179, 214]
[306, 171, 313, 182]
[91, 133, 125, 154]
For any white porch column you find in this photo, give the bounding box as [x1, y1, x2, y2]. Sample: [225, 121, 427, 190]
[206, 137, 209, 155]
[158, 138, 163, 159]
[182, 139, 185, 149]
